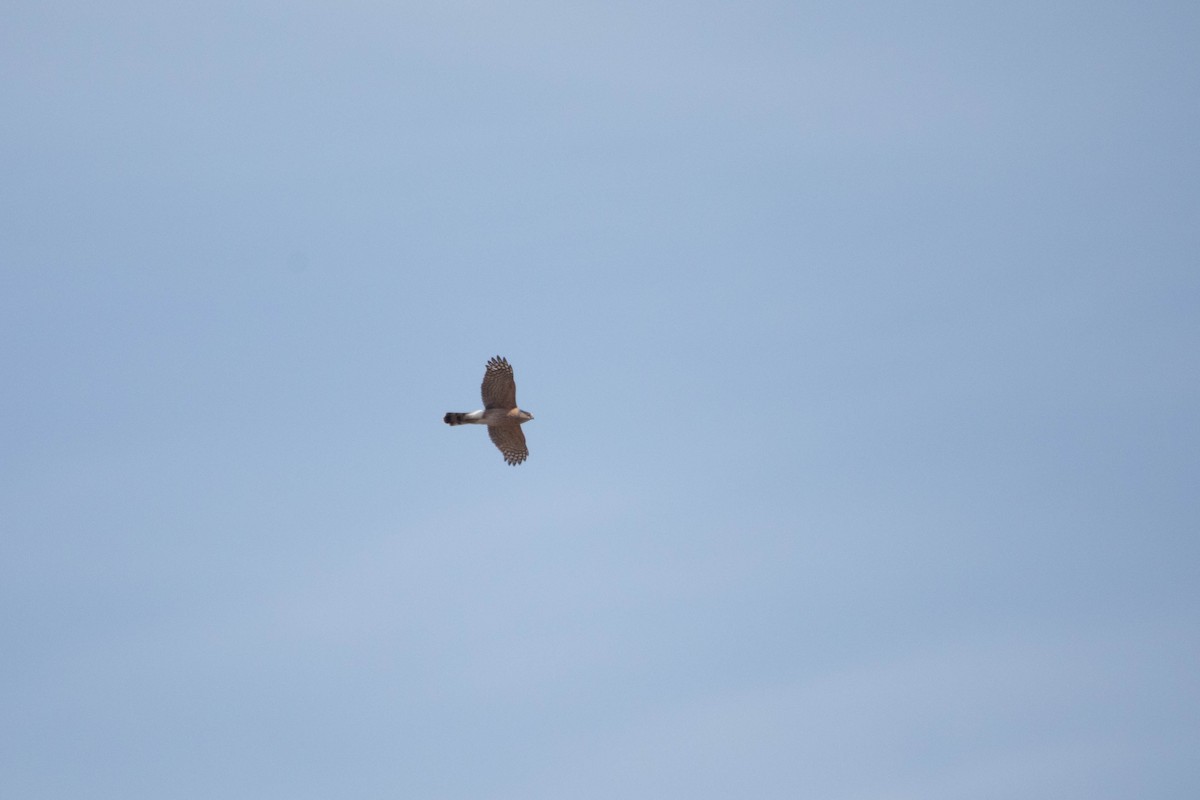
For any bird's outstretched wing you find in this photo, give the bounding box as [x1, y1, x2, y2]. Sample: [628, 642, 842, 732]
[481, 356, 517, 409]
[488, 423, 528, 465]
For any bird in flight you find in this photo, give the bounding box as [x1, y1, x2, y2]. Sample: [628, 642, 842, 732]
[444, 356, 534, 465]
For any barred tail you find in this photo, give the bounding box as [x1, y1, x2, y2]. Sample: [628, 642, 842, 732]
[444, 412, 467, 425]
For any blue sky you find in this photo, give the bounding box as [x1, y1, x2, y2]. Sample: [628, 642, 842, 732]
[3, 2, 1198, 798]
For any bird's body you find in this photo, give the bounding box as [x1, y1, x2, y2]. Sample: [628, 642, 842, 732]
[443, 408, 526, 426]
[444, 356, 533, 465]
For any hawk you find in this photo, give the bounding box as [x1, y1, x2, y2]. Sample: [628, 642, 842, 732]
[444, 356, 534, 465]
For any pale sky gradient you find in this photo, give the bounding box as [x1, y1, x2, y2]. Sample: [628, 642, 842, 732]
[3, 2, 1198, 798]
